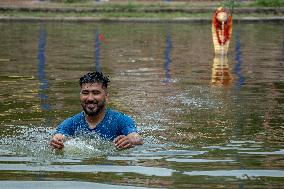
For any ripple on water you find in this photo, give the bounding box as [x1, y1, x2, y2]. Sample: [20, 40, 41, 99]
[238, 149, 284, 155]
[184, 169, 284, 179]
[203, 140, 264, 152]
[0, 181, 153, 189]
[0, 164, 175, 177]
[166, 158, 235, 163]
[105, 136, 208, 164]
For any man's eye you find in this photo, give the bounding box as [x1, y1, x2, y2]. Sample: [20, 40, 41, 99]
[81, 91, 89, 94]
[93, 91, 100, 95]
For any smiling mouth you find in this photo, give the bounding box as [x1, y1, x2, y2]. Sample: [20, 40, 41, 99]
[86, 103, 97, 109]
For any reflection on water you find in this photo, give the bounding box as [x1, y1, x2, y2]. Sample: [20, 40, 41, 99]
[184, 169, 284, 178]
[234, 30, 245, 88]
[211, 55, 232, 86]
[37, 25, 49, 111]
[0, 181, 152, 189]
[282, 32, 284, 65]
[0, 22, 284, 188]
[0, 164, 175, 177]
[164, 32, 172, 83]
[94, 30, 104, 72]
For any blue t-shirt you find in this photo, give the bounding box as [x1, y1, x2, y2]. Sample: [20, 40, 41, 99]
[55, 109, 137, 141]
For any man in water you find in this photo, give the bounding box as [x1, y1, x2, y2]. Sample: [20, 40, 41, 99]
[50, 72, 143, 149]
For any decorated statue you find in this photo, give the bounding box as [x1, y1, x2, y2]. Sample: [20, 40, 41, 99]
[212, 7, 233, 55]
[212, 7, 233, 86]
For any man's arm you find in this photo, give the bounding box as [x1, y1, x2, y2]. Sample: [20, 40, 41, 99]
[50, 134, 65, 149]
[113, 133, 143, 149]
[50, 115, 77, 149]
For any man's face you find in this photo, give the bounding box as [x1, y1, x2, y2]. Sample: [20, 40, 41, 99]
[80, 82, 108, 116]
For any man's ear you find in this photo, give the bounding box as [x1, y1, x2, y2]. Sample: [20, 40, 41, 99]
[106, 92, 110, 102]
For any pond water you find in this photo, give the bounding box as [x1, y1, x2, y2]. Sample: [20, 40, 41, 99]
[0, 21, 283, 188]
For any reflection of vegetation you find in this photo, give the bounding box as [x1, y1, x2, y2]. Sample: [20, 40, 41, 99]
[49, 0, 284, 8]
[0, 10, 213, 19]
[254, 0, 284, 7]
[222, 0, 238, 12]
[50, 0, 89, 3]
[1, 10, 282, 19]
[1, 0, 283, 19]
[45, 1, 219, 8]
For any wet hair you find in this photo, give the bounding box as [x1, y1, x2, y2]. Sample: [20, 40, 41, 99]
[79, 72, 110, 88]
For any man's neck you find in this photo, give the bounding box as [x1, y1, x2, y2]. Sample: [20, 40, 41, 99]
[84, 107, 107, 129]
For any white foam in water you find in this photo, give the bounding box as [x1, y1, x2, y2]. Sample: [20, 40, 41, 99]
[0, 149, 13, 156]
[64, 138, 97, 151]
[63, 136, 116, 157]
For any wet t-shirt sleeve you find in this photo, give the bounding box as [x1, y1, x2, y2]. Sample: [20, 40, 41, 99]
[55, 117, 75, 136]
[54, 112, 84, 136]
[118, 113, 138, 136]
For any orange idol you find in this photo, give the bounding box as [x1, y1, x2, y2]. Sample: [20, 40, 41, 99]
[212, 7, 233, 55]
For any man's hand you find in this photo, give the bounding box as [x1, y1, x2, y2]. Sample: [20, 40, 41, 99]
[50, 134, 65, 149]
[113, 133, 143, 149]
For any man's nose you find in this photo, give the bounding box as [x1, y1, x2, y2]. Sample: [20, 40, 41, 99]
[86, 93, 95, 101]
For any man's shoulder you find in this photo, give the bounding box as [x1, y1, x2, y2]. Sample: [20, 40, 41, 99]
[62, 112, 84, 123]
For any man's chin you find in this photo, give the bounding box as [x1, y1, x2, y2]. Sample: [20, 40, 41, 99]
[84, 110, 98, 116]
[82, 104, 105, 116]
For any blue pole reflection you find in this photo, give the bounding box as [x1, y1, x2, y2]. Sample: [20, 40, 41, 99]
[233, 31, 245, 88]
[233, 30, 246, 189]
[94, 30, 102, 72]
[164, 32, 172, 83]
[282, 32, 284, 65]
[37, 25, 50, 111]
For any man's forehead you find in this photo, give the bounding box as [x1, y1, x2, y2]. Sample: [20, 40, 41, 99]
[81, 82, 106, 90]
[81, 82, 102, 88]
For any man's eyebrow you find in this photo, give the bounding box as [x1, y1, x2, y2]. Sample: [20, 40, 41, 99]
[81, 89, 101, 92]
[81, 89, 91, 92]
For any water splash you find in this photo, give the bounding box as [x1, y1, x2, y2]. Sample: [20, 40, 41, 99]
[0, 125, 117, 164]
[63, 134, 116, 158]
[0, 125, 55, 165]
